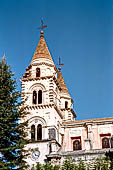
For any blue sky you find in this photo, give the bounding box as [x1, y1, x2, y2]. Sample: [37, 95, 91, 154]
[0, 0, 113, 120]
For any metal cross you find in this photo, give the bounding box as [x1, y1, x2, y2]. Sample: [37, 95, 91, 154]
[38, 18, 47, 30]
[57, 56, 64, 67]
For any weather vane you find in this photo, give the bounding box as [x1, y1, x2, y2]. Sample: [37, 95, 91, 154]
[38, 18, 47, 30]
[57, 56, 64, 69]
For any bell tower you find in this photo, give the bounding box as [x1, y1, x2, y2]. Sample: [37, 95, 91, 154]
[21, 29, 76, 167]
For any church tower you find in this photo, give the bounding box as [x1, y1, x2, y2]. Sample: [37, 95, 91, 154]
[21, 29, 76, 166]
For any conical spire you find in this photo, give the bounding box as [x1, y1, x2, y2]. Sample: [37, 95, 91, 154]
[57, 67, 70, 95]
[31, 30, 54, 63]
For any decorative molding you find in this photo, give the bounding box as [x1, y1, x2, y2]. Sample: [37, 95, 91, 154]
[63, 118, 113, 128]
[26, 104, 54, 110]
[25, 63, 58, 72]
[21, 75, 53, 82]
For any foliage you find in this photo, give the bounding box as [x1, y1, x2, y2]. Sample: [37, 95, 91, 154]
[53, 165, 60, 170]
[36, 162, 43, 170]
[43, 162, 54, 170]
[33, 156, 113, 170]
[0, 57, 29, 169]
[77, 160, 85, 170]
[62, 158, 75, 170]
[110, 160, 113, 170]
[62, 158, 85, 170]
[31, 162, 60, 170]
[93, 157, 110, 170]
[105, 151, 113, 170]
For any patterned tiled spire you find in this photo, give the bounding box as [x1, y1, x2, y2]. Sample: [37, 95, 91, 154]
[31, 30, 54, 62]
[57, 67, 69, 95]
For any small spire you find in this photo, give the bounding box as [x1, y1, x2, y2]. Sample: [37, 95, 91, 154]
[57, 67, 69, 95]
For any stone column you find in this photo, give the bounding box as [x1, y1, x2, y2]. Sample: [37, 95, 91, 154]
[85, 139, 91, 150]
[84, 124, 93, 150]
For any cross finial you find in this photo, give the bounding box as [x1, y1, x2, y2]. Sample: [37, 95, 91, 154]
[38, 18, 47, 31]
[57, 56, 64, 70]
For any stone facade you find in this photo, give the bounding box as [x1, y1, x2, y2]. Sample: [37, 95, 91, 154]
[21, 30, 113, 168]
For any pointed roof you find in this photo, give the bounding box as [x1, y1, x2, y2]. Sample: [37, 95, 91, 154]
[57, 67, 70, 95]
[31, 30, 54, 62]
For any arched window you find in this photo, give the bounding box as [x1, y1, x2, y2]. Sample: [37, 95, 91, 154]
[73, 140, 81, 151]
[65, 101, 68, 109]
[31, 125, 35, 141]
[102, 137, 110, 149]
[38, 90, 42, 104]
[37, 124, 42, 140]
[36, 68, 40, 77]
[33, 90, 37, 104]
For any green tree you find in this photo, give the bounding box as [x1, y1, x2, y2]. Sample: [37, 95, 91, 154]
[62, 158, 75, 170]
[77, 160, 85, 170]
[101, 157, 109, 170]
[93, 157, 110, 170]
[43, 162, 54, 170]
[110, 160, 113, 170]
[53, 165, 60, 170]
[34, 162, 60, 170]
[0, 57, 29, 170]
[36, 162, 43, 170]
[105, 151, 113, 170]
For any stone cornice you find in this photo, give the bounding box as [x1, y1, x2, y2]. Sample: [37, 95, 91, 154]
[61, 148, 113, 156]
[26, 63, 57, 71]
[62, 117, 113, 127]
[47, 148, 113, 159]
[25, 104, 54, 110]
[21, 75, 53, 82]
[21, 75, 60, 82]
[32, 62, 54, 67]
[47, 153, 61, 159]
[24, 103, 63, 119]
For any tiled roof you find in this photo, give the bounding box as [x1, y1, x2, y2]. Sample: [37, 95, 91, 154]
[57, 67, 69, 95]
[31, 31, 53, 62]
